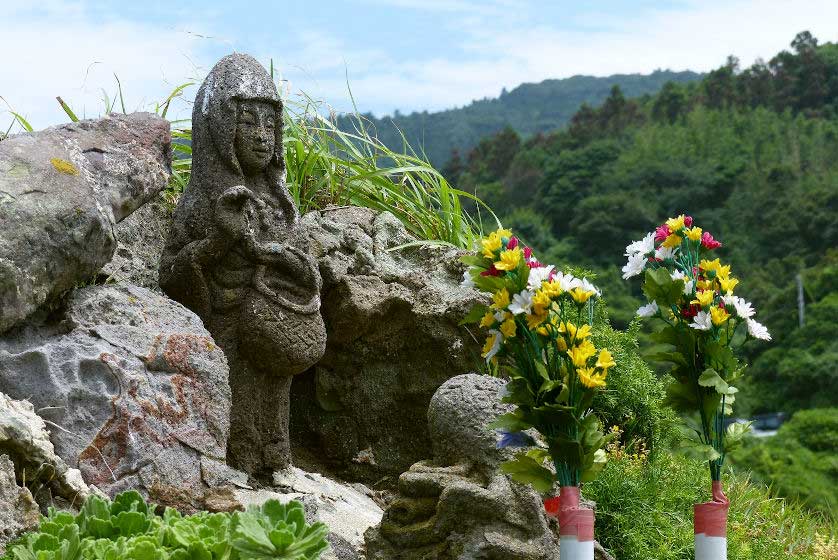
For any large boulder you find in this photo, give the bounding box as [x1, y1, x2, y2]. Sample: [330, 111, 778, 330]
[0, 284, 232, 510]
[0, 455, 40, 554]
[290, 207, 483, 481]
[0, 113, 171, 333]
[0, 391, 94, 507]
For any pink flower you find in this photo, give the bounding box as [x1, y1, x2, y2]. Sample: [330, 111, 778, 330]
[527, 260, 543, 269]
[507, 236, 519, 250]
[523, 246, 533, 260]
[701, 231, 722, 250]
[684, 215, 694, 227]
[655, 224, 670, 243]
[480, 265, 501, 277]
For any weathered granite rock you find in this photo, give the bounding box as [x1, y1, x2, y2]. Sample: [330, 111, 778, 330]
[289, 206, 484, 481]
[101, 198, 172, 290]
[0, 455, 40, 554]
[364, 374, 560, 560]
[0, 392, 94, 507]
[233, 467, 384, 560]
[0, 284, 231, 508]
[0, 113, 171, 333]
[160, 53, 326, 479]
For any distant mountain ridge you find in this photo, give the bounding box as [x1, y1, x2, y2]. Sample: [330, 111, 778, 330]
[338, 70, 703, 167]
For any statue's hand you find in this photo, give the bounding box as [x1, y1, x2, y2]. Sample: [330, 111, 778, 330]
[214, 186, 256, 241]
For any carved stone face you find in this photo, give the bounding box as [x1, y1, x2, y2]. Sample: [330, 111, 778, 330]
[234, 100, 277, 176]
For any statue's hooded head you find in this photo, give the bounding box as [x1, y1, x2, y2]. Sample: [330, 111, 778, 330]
[190, 53, 286, 193]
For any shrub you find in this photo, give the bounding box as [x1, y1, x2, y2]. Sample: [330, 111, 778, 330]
[732, 408, 838, 516]
[2, 490, 330, 560]
[586, 450, 836, 560]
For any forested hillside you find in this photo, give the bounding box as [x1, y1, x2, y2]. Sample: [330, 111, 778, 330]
[337, 70, 701, 167]
[445, 31, 838, 514]
[449, 30, 837, 415]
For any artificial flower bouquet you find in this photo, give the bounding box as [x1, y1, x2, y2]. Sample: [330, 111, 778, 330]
[461, 228, 616, 558]
[622, 214, 771, 560]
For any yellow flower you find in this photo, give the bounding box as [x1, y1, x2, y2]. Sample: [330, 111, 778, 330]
[710, 306, 730, 326]
[526, 311, 547, 330]
[531, 289, 552, 315]
[479, 310, 495, 328]
[482, 333, 499, 357]
[541, 279, 563, 299]
[692, 290, 715, 308]
[560, 321, 592, 342]
[495, 247, 523, 271]
[492, 288, 510, 310]
[556, 337, 568, 352]
[481, 231, 503, 259]
[500, 318, 517, 338]
[595, 348, 616, 370]
[578, 367, 607, 389]
[666, 215, 686, 232]
[662, 233, 682, 249]
[536, 315, 559, 336]
[685, 226, 703, 241]
[696, 279, 713, 291]
[716, 263, 732, 280]
[699, 258, 722, 276]
[569, 286, 595, 304]
[568, 346, 591, 368]
[718, 276, 739, 294]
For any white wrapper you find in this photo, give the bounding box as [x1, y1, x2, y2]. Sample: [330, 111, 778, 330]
[695, 534, 727, 560]
[560, 536, 594, 560]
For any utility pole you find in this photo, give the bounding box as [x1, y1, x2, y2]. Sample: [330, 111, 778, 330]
[796, 273, 805, 328]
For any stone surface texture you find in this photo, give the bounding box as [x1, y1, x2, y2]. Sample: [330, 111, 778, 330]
[101, 198, 172, 290]
[234, 467, 383, 560]
[289, 206, 484, 481]
[159, 53, 325, 479]
[0, 391, 94, 507]
[0, 455, 40, 554]
[364, 373, 561, 560]
[0, 113, 171, 333]
[0, 284, 231, 509]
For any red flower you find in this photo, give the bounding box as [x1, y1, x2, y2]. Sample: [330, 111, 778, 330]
[507, 236, 519, 250]
[680, 304, 700, 318]
[481, 265, 501, 277]
[527, 260, 543, 269]
[655, 224, 670, 243]
[684, 215, 694, 227]
[544, 496, 561, 518]
[523, 246, 533, 260]
[701, 231, 722, 250]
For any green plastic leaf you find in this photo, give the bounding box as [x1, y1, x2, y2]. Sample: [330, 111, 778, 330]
[500, 453, 555, 493]
[698, 368, 729, 395]
[725, 421, 753, 453]
[642, 268, 684, 308]
[488, 410, 532, 432]
[459, 303, 489, 326]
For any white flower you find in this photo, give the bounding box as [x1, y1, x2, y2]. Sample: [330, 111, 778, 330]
[484, 329, 503, 362]
[554, 271, 579, 292]
[509, 290, 534, 315]
[460, 270, 475, 289]
[580, 277, 602, 297]
[670, 270, 694, 295]
[689, 311, 712, 331]
[526, 265, 555, 290]
[493, 310, 507, 323]
[655, 246, 676, 260]
[723, 295, 755, 319]
[636, 301, 659, 318]
[622, 252, 646, 279]
[746, 319, 771, 341]
[625, 232, 655, 257]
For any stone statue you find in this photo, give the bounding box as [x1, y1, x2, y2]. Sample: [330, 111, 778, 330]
[160, 53, 326, 478]
[365, 374, 561, 560]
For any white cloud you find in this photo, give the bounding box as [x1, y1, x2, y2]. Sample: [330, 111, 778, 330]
[0, 2, 214, 131]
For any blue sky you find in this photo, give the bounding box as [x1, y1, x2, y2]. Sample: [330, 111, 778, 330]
[3, 0, 838, 129]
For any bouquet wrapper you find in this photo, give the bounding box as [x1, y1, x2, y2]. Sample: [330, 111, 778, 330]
[694, 481, 729, 560]
[559, 486, 594, 560]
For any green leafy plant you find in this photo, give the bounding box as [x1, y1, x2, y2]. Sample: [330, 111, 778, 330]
[2, 490, 330, 560]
